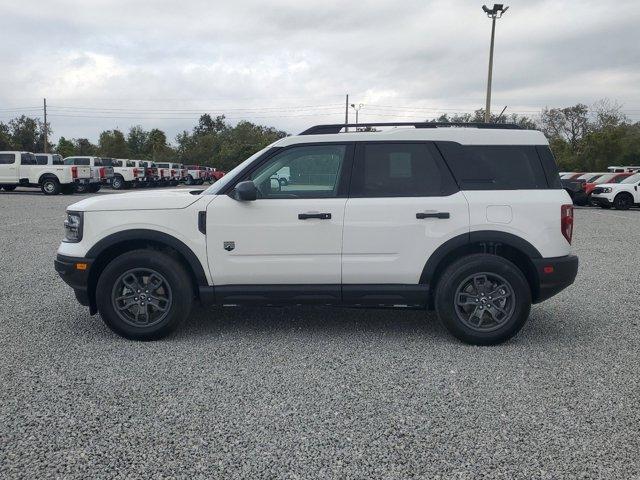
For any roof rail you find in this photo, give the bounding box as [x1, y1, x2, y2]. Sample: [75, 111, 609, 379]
[299, 122, 523, 135]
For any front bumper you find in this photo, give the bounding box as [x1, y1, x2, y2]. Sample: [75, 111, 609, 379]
[591, 196, 612, 207]
[54, 254, 94, 311]
[532, 255, 579, 303]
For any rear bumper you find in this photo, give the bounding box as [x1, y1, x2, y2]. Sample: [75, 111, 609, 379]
[532, 255, 579, 303]
[54, 254, 94, 310]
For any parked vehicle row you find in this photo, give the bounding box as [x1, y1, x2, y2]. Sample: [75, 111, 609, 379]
[0, 151, 225, 195]
[560, 170, 640, 209]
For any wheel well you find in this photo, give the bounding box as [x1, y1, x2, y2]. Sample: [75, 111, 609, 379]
[87, 239, 200, 312]
[615, 191, 633, 199]
[426, 242, 539, 309]
[38, 173, 59, 184]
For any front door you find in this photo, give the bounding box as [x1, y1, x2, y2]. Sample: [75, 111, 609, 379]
[206, 143, 352, 295]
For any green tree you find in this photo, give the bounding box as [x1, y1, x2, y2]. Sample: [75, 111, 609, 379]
[55, 137, 76, 157]
[127, 125, 149, 158]
[74, 138, 98, 155]
[98, 129, 129, 158]
[8, 115, 51, 152]
[0, 122, 15, 150]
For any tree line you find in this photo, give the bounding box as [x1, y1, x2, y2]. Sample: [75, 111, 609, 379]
[0, 114, 287, 171]
[1, 100, 638, 171]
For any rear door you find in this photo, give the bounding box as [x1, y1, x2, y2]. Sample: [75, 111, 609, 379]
[342, 142, 470, 287]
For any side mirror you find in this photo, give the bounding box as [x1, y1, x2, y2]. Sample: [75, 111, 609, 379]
[232, 180, 258, 201]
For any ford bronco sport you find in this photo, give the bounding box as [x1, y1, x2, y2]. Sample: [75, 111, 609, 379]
[55, 122, 578, 345]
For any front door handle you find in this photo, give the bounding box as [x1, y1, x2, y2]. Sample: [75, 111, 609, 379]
[416, 211, 450, 219]
[298, 212, 332, 220]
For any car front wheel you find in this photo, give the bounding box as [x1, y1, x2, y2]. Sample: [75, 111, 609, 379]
[96, 250, 193, 340]
[435, 254, 531, 345]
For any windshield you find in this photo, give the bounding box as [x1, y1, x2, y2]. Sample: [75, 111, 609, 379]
[577, 173, 604, 181]
[591, 174, 615, 184]
[621, 173, 640, 184]
[204, 144, 275, 195]
[560, 173, 577, 179]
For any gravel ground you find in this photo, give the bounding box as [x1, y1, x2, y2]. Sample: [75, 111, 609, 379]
[0, 190, 639, 479]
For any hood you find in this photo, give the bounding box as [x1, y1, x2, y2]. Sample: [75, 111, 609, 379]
[68, 189, 205, 212]
[595, 182, 627, 188]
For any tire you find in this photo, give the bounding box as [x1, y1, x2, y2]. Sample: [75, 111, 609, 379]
[613, 192, 633, 210]
[111, 175, 124, 190]
[75, 183, 89, 194]
[40, 178, 61, 195]
[2, 185, 17, 192]
[61, 185, 75, 195]
[88, 184, 101, 193]
[435, 254, 532, 346]
[196, 179, 204, 185]
[95, 250, 193, 340]
[186, 175, 194, 186]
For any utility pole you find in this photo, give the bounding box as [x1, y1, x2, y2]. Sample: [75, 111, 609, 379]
[43, 98, 48, 153]
[482, 4, 509, 123]
[350, 103, 364, 127]
[345, 94, 349, 132]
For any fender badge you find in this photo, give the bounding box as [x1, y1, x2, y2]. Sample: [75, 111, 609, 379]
[223, 241, 235, 252]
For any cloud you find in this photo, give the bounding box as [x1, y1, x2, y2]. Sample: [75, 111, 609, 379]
[1, 0, 639, 143]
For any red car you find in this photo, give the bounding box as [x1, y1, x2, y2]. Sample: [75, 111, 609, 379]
[584, 172, 634, 196]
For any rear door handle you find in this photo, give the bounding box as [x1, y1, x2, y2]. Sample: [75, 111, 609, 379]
[298, 212, 332, 220]
[416, 211, 450, 219]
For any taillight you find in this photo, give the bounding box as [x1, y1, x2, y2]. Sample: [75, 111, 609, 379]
[71, 166, 78, 179]
[133, 168, 139, 176]
[561, 204, 574, 244]
[171, 169, 176, 176]
[99, 167, 105, 179]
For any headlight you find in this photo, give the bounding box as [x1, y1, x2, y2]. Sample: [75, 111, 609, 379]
[63, 211, 83, 243]
[601, 187, 612, 193]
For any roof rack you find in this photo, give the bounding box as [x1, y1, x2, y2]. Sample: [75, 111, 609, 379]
[299, 122, 523, 135]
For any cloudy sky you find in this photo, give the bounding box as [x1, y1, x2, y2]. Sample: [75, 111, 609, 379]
[1, 0, 639, 143]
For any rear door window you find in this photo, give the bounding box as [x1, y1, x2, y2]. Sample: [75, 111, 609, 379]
[0, 153, 15, 164]
[35, 155, 48, 165]
[350, 142, 457, 197]
[437, 143, 549, 190]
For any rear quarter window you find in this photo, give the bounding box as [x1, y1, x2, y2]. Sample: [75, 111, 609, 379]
[436, 143, 550, 190]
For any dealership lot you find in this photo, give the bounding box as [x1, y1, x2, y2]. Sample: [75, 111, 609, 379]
[1, 193, 638, 478]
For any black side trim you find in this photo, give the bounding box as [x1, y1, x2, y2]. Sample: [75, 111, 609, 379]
[198, 211, 206, 234]
[468, 231, 542, 259]
[419, 231, 542, 284]
[342, 284, 429, 306]
[85, 229, 208, 286]
[531, 255, 578, 303]
[55, 254, 92, 291]
[215, 285, 341, 305]
[419, 233, 470, 284]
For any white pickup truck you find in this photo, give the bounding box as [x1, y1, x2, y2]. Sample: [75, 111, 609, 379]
[0, 151, 91, 195]
[131, 160, 160, 187]
[64, 157, 115, 193]
[103, 158, 145, 190]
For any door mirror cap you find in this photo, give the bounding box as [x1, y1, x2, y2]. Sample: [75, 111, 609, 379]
[232, 180, 258, 201]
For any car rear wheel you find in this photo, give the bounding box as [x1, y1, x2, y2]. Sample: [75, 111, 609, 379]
[111, 175, 124, 190]
[613, 192, 633, 210]
[96, 250, 193, 340]
[41, 178, 61, 195]
[435, 254, 531, 345]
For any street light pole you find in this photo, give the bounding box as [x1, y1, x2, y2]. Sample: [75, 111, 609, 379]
[350, 103, 364, 127]
[482, 4, 509, 123]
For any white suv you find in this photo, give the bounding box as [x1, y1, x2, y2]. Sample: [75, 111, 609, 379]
[55, 122, 578, 345]
[590, 172, 640, 210]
